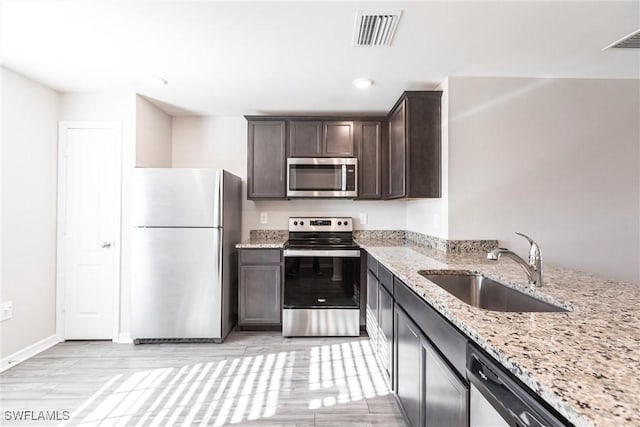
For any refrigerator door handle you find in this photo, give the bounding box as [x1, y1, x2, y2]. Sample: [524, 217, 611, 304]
[213, 171, 223, 227]
[217, 229, 224, 287]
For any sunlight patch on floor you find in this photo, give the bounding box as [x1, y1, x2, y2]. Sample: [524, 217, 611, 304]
[61, 351, 294, 426]
[308, 339, 390, 410]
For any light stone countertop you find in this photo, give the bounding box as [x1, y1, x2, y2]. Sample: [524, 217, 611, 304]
[236, 230, 288, 248]
[235, 237, 287, 249]
[355, 237, 640, 427]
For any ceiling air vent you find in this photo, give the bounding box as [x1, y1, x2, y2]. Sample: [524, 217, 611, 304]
[353, 10, 402, 47]
[603, 29, 640, 50]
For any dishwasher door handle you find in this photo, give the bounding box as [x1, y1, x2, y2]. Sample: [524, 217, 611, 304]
[467, 354, 562, 427]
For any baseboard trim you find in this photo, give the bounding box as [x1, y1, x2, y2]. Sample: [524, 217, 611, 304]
[117, 332, 133, 344]
[0, 334, 59, 373]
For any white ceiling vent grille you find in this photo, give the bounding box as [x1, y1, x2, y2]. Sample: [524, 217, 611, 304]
[603, 29, 640, 50]
[353, 10, 402, 47]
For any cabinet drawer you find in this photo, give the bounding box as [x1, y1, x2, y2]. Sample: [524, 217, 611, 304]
[394, 277, 467, 377]
[367, 253, 379, 277]
[240, 249, 281, 265]
[378, 264, 394, 294]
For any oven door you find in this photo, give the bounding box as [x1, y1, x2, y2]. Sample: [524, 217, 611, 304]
[287, 158, 357, 198]
[282, 249, 360, 336]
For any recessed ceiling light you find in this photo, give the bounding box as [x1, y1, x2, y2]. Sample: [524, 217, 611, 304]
[147, 76, 168, 86]
[353, 78, 374, 89]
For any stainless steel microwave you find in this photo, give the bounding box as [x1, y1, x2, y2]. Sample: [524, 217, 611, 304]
[287, 158, 357, 198]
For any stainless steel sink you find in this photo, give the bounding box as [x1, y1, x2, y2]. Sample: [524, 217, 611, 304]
[418, 271, 569, 313]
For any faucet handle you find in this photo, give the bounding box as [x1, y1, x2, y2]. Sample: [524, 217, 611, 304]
[515, 232, 541, 263]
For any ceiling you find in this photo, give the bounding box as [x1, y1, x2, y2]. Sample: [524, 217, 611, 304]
[1, 1, 638, 116]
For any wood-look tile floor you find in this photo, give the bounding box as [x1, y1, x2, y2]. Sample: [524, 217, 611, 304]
[0, 332, 405, 426]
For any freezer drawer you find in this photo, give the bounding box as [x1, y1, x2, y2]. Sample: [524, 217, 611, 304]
[132, 168, 221, 227]
[132, 227, 222, 339]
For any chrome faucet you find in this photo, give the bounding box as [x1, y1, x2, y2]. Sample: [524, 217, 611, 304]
[487, 232, 543, 288]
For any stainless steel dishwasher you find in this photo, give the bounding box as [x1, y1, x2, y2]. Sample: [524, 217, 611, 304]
[467, 344, 570, 427]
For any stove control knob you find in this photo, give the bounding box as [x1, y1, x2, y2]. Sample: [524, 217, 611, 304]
[300, 221, 304, 226]
[293, 221, 298, 226]
[338, 221, 342, 226]
[344, 221, 348, 226]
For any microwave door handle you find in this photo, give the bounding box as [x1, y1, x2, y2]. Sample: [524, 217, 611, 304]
[341, 165, 346, 191]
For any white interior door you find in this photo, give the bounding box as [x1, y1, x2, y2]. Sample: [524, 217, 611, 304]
[59, 123, 120, 340]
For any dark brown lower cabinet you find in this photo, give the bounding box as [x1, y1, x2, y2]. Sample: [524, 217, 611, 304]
[422, 336, 469, 427]
[378, 282, 394, 387]
[395, 304, 469, 427]
[368, 256, 394, 389]
[366, 269, 379, 350]
[395, 305, 422, 427]
[238, 249, 282, 326]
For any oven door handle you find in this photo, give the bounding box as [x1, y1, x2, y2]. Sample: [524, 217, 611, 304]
[283, 249, 361, 258]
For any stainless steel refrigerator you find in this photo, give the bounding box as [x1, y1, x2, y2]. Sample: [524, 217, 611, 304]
[131, 168, 242, 343]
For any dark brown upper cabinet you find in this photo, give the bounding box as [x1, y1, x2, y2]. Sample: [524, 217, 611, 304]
[246, 119, 287, 199]
[289, 121, 322, 157]
[245, 90, 442, 201]
[387, 91, 442, 199]
[289, 120, 354, 157]
[324, 121, 354, 156]
[356, 121, 386, 200]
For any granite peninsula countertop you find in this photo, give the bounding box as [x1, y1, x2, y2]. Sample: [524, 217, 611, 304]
[355, 237, 640, 427]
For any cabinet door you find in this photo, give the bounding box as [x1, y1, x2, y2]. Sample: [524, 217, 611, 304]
[395, 305, 421, 427]
[366, 270, 379, 347]
[422, 337, 469, 427]
[239, 264, 282, 324]
[289, 121, 322, 157]
[388, 100, 406, 199]
[323, 121, 354, 157]
[247, 121, 286, 198]
[378, 284, 394, 388]
[357, 121, 383, 199]
[406, 92, 442, 198]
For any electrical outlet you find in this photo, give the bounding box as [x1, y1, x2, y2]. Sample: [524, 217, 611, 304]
[0, 301, 13, 322]
[359, 213, 368, 225]
[260, 212, 268, 225]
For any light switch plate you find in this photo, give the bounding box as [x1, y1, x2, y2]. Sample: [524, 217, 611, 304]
[0, 301, 13, 322]
[359, 213, 368, 225]
[260, 212, 268, 225]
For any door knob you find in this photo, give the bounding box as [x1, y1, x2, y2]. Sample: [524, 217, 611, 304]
[101, 242, 112, 248]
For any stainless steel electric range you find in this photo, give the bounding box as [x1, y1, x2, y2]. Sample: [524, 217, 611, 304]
[282, 217, 361, 337]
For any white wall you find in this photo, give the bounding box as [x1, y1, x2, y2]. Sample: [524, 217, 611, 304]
[60, 92, 137, 340]
[135, 96, 172, 167]
[1, 67, 60, 358]
[171, 116, 406, 239]
[446, 77, 640, 283]
[172, 116, 246, 177]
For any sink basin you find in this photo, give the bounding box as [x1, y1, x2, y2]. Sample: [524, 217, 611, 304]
[418, 271, 569, 313]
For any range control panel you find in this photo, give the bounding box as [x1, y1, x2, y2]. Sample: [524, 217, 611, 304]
[288, 217, 353, 232]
